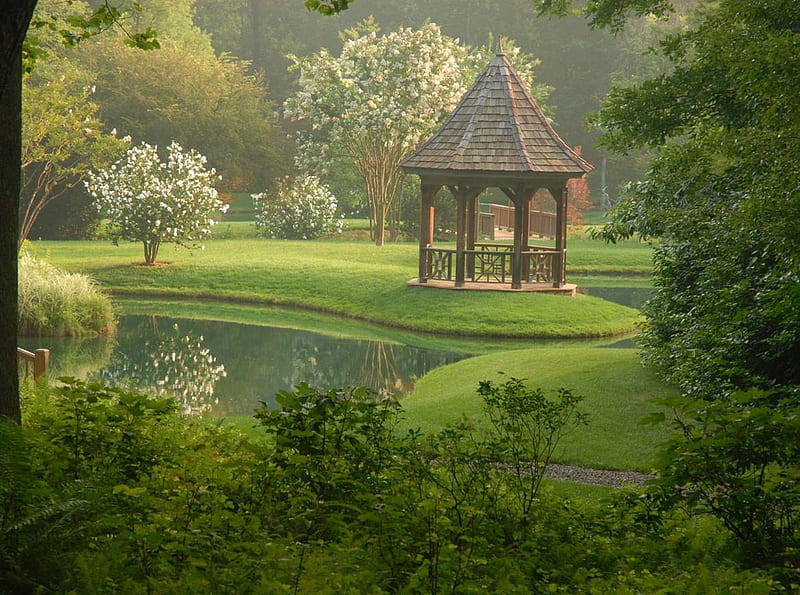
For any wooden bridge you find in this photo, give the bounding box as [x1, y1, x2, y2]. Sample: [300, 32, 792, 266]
[481, 203, 557, 240]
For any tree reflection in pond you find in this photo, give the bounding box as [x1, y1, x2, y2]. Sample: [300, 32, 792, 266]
[84, 315, 467, 417]
[96, 318, 226, 415]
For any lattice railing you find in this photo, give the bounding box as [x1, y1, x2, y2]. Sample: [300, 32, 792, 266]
[421, 246, 560, 285]
[526, 250, 556, 283]
[423, 247, 455, 281]
[469, 249, 511, 282]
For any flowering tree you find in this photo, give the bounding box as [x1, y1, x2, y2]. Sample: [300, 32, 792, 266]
[285, 21, 471, 246]
[86, 141, 226, 265]
[21, 71, 127, 251]
[253, 175, 343, 239]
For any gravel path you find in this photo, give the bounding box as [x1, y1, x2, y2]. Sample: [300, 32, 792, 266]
[544, 464, 654, 488]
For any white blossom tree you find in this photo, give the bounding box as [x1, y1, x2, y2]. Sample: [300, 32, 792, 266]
[86, 141, 227, 265]
[285, 21, 473, 246]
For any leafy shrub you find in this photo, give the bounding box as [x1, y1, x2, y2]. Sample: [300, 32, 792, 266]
[648, 389, 800, 565]
[252, 175, 343, 239]
[18, 253, 116, 336]
[6, 379, 793, 592]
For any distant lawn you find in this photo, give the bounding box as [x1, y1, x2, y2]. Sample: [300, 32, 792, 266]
[33, 238, 646, 338]
[401, 345, 676, 472]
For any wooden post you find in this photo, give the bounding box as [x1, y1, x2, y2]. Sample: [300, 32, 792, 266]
[464, 187, 484, 281]
[454, 187, 467, 287]
[33, 348, 49, 381]
[466, 192, 477, 279]
[552, 186, 568, 287]
[511, 195, 526, 289]
[418, 184, 438, 282]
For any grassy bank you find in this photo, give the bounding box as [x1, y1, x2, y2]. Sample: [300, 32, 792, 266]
[401, 346, 675, 471]
[32, 237, 648, 338]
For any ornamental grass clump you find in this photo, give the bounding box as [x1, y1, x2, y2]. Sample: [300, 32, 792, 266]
[18, 253, 115, 336]
[252, 175, 343, 239]
[86, 141, 227, 265]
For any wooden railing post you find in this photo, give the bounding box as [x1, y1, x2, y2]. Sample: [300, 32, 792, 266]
[33, 349, 49, 380]
[17, 347, 50, 382]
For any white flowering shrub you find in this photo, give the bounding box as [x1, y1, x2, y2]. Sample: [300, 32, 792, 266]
[85, 141, 227, 264]
[252, 176, 343, 240]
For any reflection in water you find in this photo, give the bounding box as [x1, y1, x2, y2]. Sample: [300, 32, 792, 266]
[96, 318, 226, 415]
[67, 315, 468, 417]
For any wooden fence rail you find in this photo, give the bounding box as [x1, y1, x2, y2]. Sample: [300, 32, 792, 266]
[17, 347, 50, 381]
[485, 203, 557, 239]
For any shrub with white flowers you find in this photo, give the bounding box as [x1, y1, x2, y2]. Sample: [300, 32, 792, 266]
[85, 141, 227, 265]
[252, 175, 343, 240]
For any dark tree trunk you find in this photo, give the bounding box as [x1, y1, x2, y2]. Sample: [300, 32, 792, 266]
[1, 2, 38, 423]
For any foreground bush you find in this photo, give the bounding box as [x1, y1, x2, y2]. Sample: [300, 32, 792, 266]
[18, 253, 115, 336]
[253, 175, 343, 239]
[0, 379, 789, 592]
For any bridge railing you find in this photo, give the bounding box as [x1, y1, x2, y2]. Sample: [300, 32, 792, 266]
[17, 347, 50, 382]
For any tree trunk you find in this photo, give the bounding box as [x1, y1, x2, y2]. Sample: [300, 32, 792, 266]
[0, 2, 38, 423]
[143, 239, 160, 265]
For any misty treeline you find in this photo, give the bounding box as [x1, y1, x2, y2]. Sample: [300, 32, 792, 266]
[25, 0, 687, 240]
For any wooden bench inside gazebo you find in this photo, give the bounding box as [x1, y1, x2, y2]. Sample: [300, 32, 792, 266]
[400, 48, 593, 293]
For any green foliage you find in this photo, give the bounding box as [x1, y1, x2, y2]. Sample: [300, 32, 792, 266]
[253, 175, 343, 240]
[27, 378, 177, 482]
[305, 0, 352, 15]
[18, 252, 116, 337]
[78, 26, 290, 192]
[480, 377, 588, 515]
[593, 0, 800, 400]
[1, 377, 790, 591]
[649, 390, 800, 566]
[254, 383, 400, 538]
[23, 0, 159, 74]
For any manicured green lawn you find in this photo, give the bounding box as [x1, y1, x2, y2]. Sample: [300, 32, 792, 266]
[32, 238, 647, 338]
[401, 346, 675, 472]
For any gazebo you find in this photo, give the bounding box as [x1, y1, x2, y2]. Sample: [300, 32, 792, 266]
[400, 49, 593, 292]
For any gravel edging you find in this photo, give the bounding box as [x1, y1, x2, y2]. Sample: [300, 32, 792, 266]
[544, 464, 654, 488]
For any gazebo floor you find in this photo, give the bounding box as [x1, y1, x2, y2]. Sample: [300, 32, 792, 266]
[407, 278, 577, 295]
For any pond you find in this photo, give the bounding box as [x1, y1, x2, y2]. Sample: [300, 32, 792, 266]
[35, 314, 470, 417]
[25, 285, 650, 417]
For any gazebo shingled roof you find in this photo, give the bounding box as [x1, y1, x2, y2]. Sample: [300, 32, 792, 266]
[401, 50, 593, 179]
[401, 49, 593, 292]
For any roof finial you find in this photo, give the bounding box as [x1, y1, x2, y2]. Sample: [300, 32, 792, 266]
[495, 35, 505, 56]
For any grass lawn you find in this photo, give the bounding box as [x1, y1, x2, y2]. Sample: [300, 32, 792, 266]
[401, 345, 675, 472]
[31, 237, 648, 338]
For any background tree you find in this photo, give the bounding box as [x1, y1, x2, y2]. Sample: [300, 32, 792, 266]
[253, 175, 343, 240]
[285, 21, 470, 245]
[20, 69, 126, 250]
[77, 0, 290, 193]
[286, 22, 547, 245]
[86, 141, 227, 265]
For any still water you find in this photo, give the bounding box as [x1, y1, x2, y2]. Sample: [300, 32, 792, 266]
[30, 286, 651, 417]
[38, 315, 469, 417]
